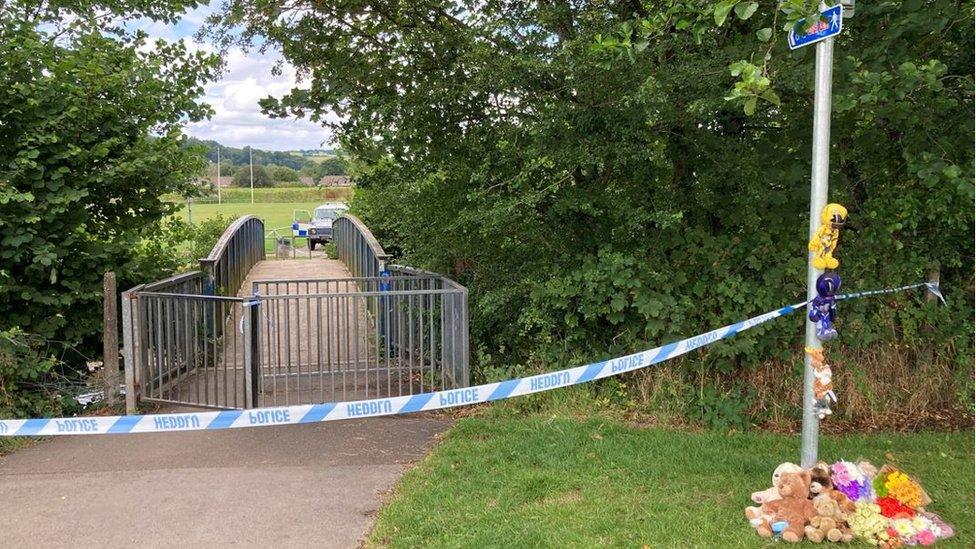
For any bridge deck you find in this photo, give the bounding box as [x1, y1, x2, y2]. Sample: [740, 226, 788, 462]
[168, 258, 417, 409]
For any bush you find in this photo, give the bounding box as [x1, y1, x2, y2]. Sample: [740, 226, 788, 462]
[268, 164, 300, 183]
[0, 328, 78, 418]
[129, 215, 234, 281]
[232, 164, 273, 188]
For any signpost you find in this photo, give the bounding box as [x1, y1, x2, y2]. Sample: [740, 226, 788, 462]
[788, 4, 842, 50]
[793, 4, 843, 468]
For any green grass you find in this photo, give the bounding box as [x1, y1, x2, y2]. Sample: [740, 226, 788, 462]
[368, 411, 973, 548]
[176, 201, 322, 232]
[0, 437, 37, 456]
[175, 201, 324, 253]
[164, 186, 353, 204]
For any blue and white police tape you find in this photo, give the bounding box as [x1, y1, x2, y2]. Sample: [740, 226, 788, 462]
[837, 281, 945, 305]
[0, 281, 941, 437]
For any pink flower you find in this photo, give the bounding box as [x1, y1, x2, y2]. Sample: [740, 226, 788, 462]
[917, 530, 936, 546]
[831, 461, 852, 485]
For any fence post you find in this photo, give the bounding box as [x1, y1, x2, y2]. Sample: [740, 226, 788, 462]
[103, 272, 119, 406]
[460, 288, 470, 388]
[243, 295, 261, 408]
[121, 289, 138, 414]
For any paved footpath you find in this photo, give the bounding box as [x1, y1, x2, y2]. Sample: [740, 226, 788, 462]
[0, 411, 451, 548]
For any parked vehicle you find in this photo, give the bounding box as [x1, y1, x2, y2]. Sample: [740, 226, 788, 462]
[304, 202, 348, 250]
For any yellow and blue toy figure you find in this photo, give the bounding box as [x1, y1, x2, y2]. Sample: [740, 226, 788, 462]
[807, 203, 847, 270]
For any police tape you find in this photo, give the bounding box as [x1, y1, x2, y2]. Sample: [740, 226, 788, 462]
[0, 281, 940, 437]
[837, 281, 945, 305]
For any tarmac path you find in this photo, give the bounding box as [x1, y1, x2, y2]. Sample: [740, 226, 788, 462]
[0, 413, 451, 548]
[0, 258, 452, 548]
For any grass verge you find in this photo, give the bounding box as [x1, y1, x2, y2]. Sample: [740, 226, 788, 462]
[174, 200, 325, 232]
[368, 412, 973, 548]
[0, 437, 38, 456]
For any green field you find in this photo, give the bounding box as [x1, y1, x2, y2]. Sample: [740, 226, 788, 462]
[164, 186, 353, 205]
[176, 200, 323, 232]
[368, 410, 974, 548]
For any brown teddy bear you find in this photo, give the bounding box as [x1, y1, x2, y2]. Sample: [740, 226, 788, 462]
[745, 462, 803, 529]
[808, 462, 833, 498]
[805, 492, 854, 543]
[756, 471, 817, 543]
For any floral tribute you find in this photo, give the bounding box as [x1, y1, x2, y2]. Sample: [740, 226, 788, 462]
[744, 459, 954, 545]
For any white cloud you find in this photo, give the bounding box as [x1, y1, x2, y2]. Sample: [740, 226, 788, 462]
[133, 5, 335, 151]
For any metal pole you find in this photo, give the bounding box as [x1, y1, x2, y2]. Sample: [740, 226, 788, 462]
[801, 35, 835, 468]
[249, 146, 255, 205]
[121, 290, 137, 414]
[216, 147, 221, 204]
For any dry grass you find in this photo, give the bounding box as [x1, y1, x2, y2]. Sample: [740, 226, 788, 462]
[627, 342, 973, 433]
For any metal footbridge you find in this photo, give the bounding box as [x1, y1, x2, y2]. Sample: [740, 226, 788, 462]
[121, 215, 469, 413]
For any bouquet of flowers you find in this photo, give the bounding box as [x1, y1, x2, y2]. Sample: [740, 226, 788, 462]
[831, 460, 874, 502]
[834, 461, 951, 546]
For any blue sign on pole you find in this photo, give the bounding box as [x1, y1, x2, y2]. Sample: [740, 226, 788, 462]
[788, 4, 843, 50]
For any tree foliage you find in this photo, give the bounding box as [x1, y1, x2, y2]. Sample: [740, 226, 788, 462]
[301, 156, 349, 179]
[211, 1, 973, 403]
[188, 137, 310, 169]
[232, 164, 273, 187]
[0, 1, 218, 355]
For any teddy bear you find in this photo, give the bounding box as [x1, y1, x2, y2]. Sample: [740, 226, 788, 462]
[809, 462, 834, 498]
[756, 471, 817, 543]
[805, 492, 855, 543]
[745, 462, 803, 528]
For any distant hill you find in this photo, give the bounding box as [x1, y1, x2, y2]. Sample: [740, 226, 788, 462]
[186, 138, 331, 170]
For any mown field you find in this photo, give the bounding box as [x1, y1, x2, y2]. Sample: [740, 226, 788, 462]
[175, 201, 323, 232]
[368, 404, 974, 548]
[164, 185, 353, 205]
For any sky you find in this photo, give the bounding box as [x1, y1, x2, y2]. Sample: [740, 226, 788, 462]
[134, 3, 334, 151]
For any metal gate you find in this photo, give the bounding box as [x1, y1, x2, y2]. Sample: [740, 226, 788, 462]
[122, 214, 469, 412]
[252, 272, 468, 406]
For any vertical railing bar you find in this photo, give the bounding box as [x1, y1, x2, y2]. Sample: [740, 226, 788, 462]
[354, 288, 360, 398]
[284, 295, 291, 405]
[329, 294, 336, 403]
[408, 292, 414, 395]
[417, 288, 427, 393]
[233, 300, 239, 408]
[373, 293, 380, 398]
[318, 296, 324, 404]
[428, 281, 436, 390]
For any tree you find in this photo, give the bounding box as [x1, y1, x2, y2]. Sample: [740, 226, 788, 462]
[319, 156, 348, 176]
[0, 1, 218, 358]
[301, 156, 348, 180]
[268, 164, 300, 183]
[210, 1, 973, 403]
[232, 164, 273, 187]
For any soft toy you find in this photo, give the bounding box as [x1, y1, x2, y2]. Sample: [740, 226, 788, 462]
[745, 462, 803, 528]
[756, 471, 817, 543]
[808, 272, 841, 341]
[809, 462, 834, 497]
[808, 203, 847, 270]
[805, 346, 837, 419]
[806, 492, 855, 543]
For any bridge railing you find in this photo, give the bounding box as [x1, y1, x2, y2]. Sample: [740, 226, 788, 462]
[334, 214, 391, 279]
[122, 215, 265, 413]
[199, 215, 265, 297]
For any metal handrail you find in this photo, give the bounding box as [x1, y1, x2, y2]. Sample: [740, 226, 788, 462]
[333, 214, 391, 278]
[199, 215, 266, 296]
